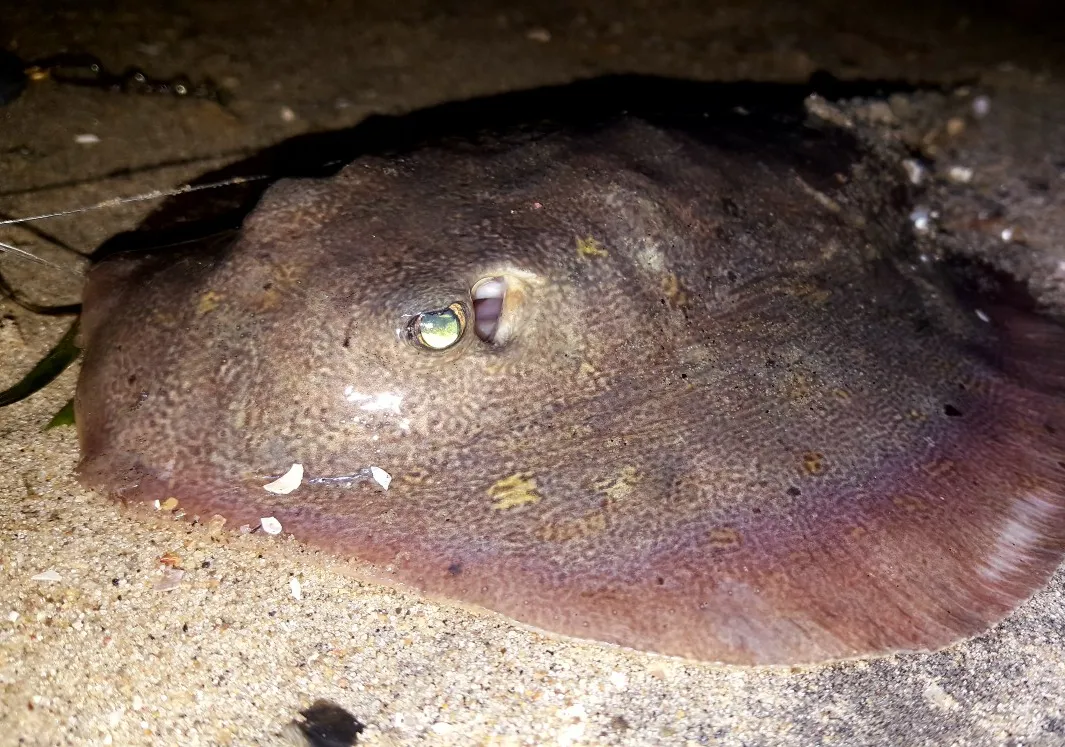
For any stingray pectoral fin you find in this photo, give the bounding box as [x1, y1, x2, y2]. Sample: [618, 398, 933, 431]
[993, 306, 1065, 397]
[355, 305, 1065, 666]
[530, 311, 1065, 666]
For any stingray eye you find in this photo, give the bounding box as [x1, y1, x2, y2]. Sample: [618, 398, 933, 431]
[407, 302, 467, 350]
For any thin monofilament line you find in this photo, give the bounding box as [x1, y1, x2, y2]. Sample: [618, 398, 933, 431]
[0, 175, 269, 227]
[0, 240, 79, 275]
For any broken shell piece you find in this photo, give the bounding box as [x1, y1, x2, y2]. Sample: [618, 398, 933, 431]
[261, 516, 283, 535]
[947, 165, 974, 184]
[206, 514, 227, 536]
[290, 577, 302, 600]
[264, 463, 304, 494]
[31, 570, 62, 582]
[901, 158, 926, 186]
[370, 466, 392, 490]
[154, 568, 185, 591]
[910, 207, 934, 234]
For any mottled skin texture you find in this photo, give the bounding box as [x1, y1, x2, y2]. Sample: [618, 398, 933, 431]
[74, 115, 1065, 665]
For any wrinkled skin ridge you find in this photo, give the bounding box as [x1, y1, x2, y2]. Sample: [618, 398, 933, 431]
[74, 113, 1065, 665]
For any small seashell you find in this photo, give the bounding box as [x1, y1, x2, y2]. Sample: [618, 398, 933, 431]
[264, 463, 303, 494]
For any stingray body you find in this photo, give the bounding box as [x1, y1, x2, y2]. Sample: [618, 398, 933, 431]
[74, 104, 1065, 665]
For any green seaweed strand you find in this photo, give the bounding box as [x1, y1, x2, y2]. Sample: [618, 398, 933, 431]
[0, 316, 82, 408]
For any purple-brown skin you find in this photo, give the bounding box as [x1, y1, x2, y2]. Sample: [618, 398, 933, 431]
[74, 117, 1065, 665]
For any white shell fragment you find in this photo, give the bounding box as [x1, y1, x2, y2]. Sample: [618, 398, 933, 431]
[947, 165, 974, 184]
[74, 133, 100, 144]
[901, 158, 926, 186]
[31, 570, 62, 582]
[370, 466, 392, 490]
[910, 207, 934, 234]
[154, 568, 185, 592]
[289, 577, 302, 600]
[264, 463, 304, 494]
[260, 516, 283, 535]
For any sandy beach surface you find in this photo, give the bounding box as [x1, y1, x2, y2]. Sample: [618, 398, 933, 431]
[2, 1, 1065, 744]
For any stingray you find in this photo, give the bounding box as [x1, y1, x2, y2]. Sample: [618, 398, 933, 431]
[13, 78, 1065, 666]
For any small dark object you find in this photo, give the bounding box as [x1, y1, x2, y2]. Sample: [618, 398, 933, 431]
[609, 715, 632, 732]
[294, 699, 365, 747]
[0, 49, 27, 105]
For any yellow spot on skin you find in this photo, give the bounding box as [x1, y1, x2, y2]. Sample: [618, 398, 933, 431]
[489, 473, 542, 510]
[272, 260, 305, 286]
[706, 527, 743, 548]
[801, 451, 826, 476]
[789, 282, 832, 306]
[575, 361, 610, 394]
[594, 465, 641, 501]
[908, 409, 927, 422]
[402, 468, 431, 486]
[833, 388, 851, 401]
[786, 373, 814, 401]
[576, 236, 609, 258]
[151, 311, 180, 327]
[197, 290, 223, 315]
[535, 511, 607, 542]
[661, 273, 689, 308]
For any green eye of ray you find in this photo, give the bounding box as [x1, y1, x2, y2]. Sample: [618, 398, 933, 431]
[408, 302, 466, 350]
